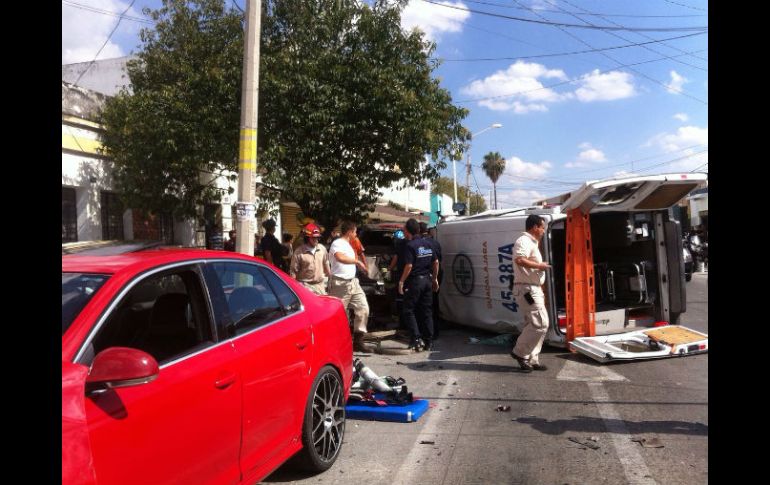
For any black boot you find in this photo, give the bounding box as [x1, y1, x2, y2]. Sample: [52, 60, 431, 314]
[353, 332, 376, 353]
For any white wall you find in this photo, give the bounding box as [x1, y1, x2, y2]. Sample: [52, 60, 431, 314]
[62, 130, 120, 242]
[379, 180, 432, 213]
[689, 195, 708, 226]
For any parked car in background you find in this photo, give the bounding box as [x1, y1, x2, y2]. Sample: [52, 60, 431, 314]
[63, 249, 351, 485]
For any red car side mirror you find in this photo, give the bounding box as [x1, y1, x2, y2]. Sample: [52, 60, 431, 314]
[87, 347, 159, 390]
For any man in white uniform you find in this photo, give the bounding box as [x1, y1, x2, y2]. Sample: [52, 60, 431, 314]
[328, 220, 374, 352]
[510, 215, 551, 372]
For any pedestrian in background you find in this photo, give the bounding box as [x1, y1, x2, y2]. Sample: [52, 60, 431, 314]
[510, 215, 551, 372]
[281, 233, 295, 271]
[290, 224, 330, 295]
[328, 220, 374, 353]
[223, 229, 236, 252]
[208, 225, 224, 250]
[399, 218, 439, 351]
[259, 220, 284, 270]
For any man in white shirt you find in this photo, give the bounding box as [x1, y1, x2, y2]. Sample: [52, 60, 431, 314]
[510, 215, 551, 372]
[329, 220, 374, 352]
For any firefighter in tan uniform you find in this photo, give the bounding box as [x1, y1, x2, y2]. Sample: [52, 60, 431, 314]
[289, 223, 330, 295]
[510, 215, 551, 372]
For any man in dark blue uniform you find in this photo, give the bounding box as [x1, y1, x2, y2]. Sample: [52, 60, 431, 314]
[398, 218, 440, 351]
[420, 222, 443, 339]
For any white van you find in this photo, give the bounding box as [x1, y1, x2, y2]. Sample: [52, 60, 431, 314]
[436, 173, 707, 351]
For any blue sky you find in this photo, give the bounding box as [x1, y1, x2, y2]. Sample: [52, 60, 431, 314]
[62, 0, 708, 207]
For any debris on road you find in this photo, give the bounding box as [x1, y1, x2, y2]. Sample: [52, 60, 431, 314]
[468, 334, 515, 346]
[496, 405, 511, 412]
[567, 437, 600, 450]
[631, 437, 664, 448]
[437, 381, 446, 385]
[419, 440, 435, 445]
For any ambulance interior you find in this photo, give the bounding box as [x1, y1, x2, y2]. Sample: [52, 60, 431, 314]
[549, 211, 662, 336]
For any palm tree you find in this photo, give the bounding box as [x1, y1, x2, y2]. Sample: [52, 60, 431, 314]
[482, 151, 506, 209]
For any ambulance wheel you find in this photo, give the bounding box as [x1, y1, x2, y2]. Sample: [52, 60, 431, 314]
[295, 366, 346, 472]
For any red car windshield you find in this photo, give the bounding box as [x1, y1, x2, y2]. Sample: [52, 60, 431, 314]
[62, 273, 110, 335]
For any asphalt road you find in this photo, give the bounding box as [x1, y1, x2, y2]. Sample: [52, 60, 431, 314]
[262, 273, 708, 485]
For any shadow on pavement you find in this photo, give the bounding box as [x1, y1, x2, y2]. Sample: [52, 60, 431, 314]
[515, 415, 708, 437]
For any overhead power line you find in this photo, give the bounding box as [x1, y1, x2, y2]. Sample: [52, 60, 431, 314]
[462, 0, 707, 17]
[437, 31, 705, 62]
[419, 0, 708, 32]
[72, 0, 138, 88]
[471, 150, 708, 190]
[506, 0, 707, 104]
[62, 0, 153, 24]
[662, 0, 708, 13]
[566, 144, 707, 175]
[551, 0, 707, 70]
[456, 48, 707, 104]
[231, 0, 244, 13]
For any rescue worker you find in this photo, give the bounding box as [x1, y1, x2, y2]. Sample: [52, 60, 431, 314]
[510, 214, 551, 372]
[328, 220, 375, 353]
[420, 222, 443, 339]
[388, 229, 408, 330]
[290, 224, 330, 295]
[398, 218, 439, 351]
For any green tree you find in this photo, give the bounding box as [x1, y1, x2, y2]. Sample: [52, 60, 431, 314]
[432, 176, 487, 215]
[481, 151, 505, 210]
[100, 0, 244, 221]
[100, 0, 469, 236]
[259, 0, 469, 234]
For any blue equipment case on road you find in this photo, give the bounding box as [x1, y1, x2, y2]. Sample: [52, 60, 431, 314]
[345, 395, 430, 423]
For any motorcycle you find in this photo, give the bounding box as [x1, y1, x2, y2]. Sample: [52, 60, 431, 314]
[685, 231, 707, 270]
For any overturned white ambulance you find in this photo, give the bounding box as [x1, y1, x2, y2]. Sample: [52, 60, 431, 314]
[436, 173, 708, 359]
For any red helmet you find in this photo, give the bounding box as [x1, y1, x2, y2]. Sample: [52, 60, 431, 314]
[303, 223, 322, 238]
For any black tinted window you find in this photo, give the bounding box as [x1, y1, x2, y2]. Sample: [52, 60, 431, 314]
[62, 273, 110, 334]
[211, 262, 284, 336]
[260, 267, 301, 313]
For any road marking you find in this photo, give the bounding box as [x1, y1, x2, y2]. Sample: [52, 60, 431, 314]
[392, 372, 459, 485]
[588, 382, 657, 485]
[556, 358, 627, 382]
[557, 361, 654, 483]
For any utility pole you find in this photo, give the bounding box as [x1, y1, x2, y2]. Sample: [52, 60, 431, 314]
[235, 0, 261, 256]
[452, 159, 458, 204]
[465, 154, 471, 215]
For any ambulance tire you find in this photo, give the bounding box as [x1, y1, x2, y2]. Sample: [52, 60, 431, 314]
[294, 366, 346, 473]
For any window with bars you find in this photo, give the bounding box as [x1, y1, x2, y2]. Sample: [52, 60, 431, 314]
[62, 187, 77, 243]
[101, 191, 125, 240]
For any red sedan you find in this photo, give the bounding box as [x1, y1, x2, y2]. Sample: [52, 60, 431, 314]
[62, 249, 352, 485]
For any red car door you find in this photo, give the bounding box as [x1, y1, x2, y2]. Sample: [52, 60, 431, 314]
[80, 266, 243, 485]
[84, 344, 242, 485]
[205, 262, 312, 479]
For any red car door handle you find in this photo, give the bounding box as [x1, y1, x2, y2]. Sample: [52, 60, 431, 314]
[296, 340, 310, 350]
[214, 373, 237, 389]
